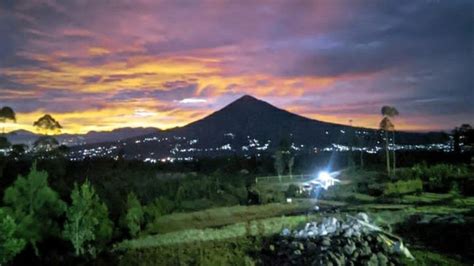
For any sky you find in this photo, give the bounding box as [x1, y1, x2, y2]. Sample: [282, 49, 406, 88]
[0, 0, 472, 134]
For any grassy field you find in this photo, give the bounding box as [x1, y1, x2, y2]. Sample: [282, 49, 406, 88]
[117, 214, 313, 250]
[116, 166, 474, 265]
[144, 202, 315, 234]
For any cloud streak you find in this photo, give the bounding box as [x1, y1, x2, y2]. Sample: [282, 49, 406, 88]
[0, 0, 472, 133]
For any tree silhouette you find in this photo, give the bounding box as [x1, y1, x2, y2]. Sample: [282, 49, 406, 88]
[379, 106, 399, 175]
[274, 151, 284, 182]
[452, 124, 473, 153]
[33, 114, 62, 135]
[33, 114, 62, 151]
[0, 106, 16, 134]
[382, 106, 399, 173]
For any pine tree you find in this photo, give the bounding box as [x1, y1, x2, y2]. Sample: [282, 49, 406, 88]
[0, 208, 26, 264]
[63, 180, 113, 257]
[124, 192, 144, 238]
[3, 163, 65, 255]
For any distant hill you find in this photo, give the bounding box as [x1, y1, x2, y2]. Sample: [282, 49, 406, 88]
[5, 127, 159, 147]
[69, 95, 447, 160]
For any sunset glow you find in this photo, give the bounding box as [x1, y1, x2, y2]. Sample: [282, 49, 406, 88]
[1, 1, 472, 133]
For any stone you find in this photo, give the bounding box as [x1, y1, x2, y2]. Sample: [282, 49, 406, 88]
[343, 243, 356, 256]
[356, 212, 370, 223]
[377, 252, 389, 266]
[321, 237, 331, 246]
[360, 244, 372, 257]
[298, 242, 305, 250]
[367, 254, 378, 266]
[343, 228, 354, 237]
[306, 241, 317, 252]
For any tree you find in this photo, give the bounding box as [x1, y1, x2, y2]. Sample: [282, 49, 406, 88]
[33, 114, 62, 135]
[0, 208, 26, 264]
[453, 124, 473, 153]
[33, 114, 62, 151]
[3, 163, 66, 255]
[274, 151, 284, 182]
[380, 117, 394, 175]
[380, 106, 399, 175]
[0, 106, 16, 134]
[288, 156, 295, 179]
[63, 180, 113, 257]
[124, 192, 144, 238]
[0, 136, 11, 150]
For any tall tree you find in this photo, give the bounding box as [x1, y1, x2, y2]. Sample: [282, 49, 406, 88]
[63, 180, 113, 257]
[380, 116, 394, 175]
[274, 151, 284, 182]
[3, 163, 66, 255]
[452, 124, 473, 154]
[33, 114, 62, 135]
[33, 114, 62, 151]
[380, 106, 399, 175]
[0, 106, 16, 134]
[124, 192, 144, 238]
[288, 156, 295, 179]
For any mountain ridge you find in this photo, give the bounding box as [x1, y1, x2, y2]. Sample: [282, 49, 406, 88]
[68, 95, 447, 159]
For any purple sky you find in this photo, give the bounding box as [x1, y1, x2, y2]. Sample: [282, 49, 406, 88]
[0, 0, 472, 133]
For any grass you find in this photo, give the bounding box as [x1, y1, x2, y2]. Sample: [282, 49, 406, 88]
[401, 249, 466, 266]
[401, 193, 453, 204]
[117, 215, 312, 251]
[144, 202, 314, 234]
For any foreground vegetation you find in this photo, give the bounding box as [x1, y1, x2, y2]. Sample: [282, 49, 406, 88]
[0, 151, 473, 264]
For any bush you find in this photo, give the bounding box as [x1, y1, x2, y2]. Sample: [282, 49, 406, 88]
[383, 179, 423, 196]
[394, 164, 472, 193]
[285, 184, 300, 198]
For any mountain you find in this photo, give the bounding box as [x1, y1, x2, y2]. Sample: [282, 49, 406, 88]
[69, 95, 447, 160]
[5, 127, 159, 146]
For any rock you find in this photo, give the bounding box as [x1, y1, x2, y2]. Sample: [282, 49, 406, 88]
[367, 254, 378, 266]
[281, 228, 291, 236]
[360, 243, 372, 257]
[298, 242, 305, 250]
[271, 214, 408, 266]
[306, 241, 317, 252]
[321, 237, 331, 246]
[356, 212, 370, 223]
[343, 243, 356, 256]
[343, 228, 354, 237]
[377, 252, 389, 266]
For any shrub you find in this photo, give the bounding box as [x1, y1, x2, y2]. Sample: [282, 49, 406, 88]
[383, 179, 423, 196]
[285, 184, 300, 198]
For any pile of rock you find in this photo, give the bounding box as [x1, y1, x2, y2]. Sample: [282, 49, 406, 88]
[262, 213, 411, 266]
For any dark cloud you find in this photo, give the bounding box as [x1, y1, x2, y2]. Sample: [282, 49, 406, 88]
[0, 0, 472, 131]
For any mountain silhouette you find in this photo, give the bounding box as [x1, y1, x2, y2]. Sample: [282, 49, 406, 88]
[69, 95, 446, 159]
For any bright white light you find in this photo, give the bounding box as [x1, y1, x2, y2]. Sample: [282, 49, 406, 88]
[315, 171, 340, 190]
[318, 171, 331, 181]
[179, 98, 207, 104]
